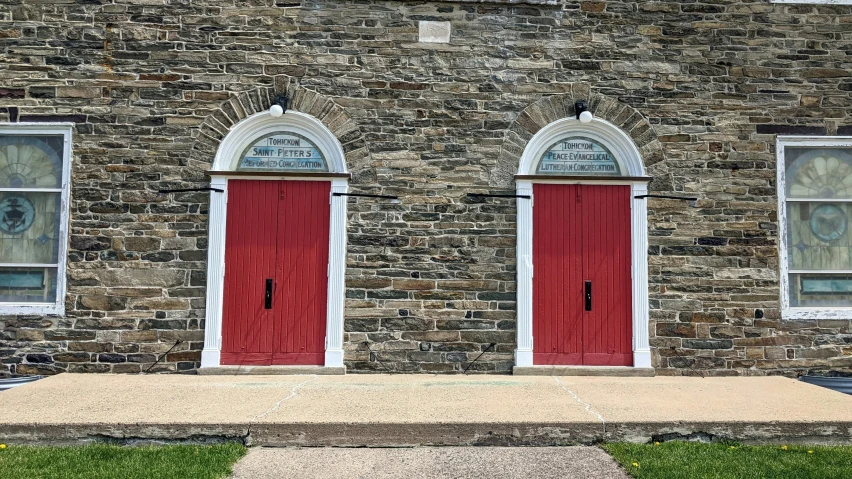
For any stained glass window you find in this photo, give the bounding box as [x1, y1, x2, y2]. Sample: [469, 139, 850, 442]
[784, 146, 852, 309]
[0, 135, 66, 307]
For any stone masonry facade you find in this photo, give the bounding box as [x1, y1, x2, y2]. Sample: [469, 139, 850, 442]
[1, 0, 851, 376]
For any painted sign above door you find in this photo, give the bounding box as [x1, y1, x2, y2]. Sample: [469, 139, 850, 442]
[238, 132, 328, 172]
[536, 136, 620, 175]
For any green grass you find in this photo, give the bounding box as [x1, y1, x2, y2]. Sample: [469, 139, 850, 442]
[603, 441, 852, 479]
[0, 443, 247, 479]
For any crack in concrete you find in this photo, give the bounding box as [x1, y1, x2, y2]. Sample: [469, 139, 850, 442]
[253, 375, 319, 421]
[552, 376, 606, 435]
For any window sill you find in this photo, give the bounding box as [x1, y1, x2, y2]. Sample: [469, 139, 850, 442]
[0, 303, 63, 316]
[782, 308, 852, 320]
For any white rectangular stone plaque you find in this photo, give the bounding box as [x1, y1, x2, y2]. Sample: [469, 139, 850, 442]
[419, 21, 451, 44]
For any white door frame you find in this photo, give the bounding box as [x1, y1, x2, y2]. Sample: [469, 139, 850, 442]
[200, 111, 349, 369]
[514, 117, 651, 368]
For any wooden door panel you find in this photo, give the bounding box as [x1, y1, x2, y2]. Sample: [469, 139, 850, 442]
[221, 180, 330, 366]
[580, 185, 632, 366]
[272, 180, 330, 365]
[533, 183, 584, 365]
[221, 180, 279, 365]
[271, 352, 326, 365]
[532, 183, 633, 366]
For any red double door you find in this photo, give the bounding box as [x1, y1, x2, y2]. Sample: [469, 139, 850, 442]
[221, 180, 329, 365]
[533, 184, 633, 366]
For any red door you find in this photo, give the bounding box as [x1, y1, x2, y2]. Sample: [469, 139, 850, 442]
[533, 184, 632, 366]
[221, 180, 330, 365]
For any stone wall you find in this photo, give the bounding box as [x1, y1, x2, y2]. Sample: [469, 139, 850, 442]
[1, 0, 851, 376]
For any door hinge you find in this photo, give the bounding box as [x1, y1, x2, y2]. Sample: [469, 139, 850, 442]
[158, 187, 224, 194]
[634, 194, 697, 201]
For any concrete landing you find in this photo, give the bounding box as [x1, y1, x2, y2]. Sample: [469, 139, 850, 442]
[1, 374, 852, 446]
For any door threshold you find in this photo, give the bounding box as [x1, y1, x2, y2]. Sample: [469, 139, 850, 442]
[198, 365, 345, 376]
[513, 365, 655, 377]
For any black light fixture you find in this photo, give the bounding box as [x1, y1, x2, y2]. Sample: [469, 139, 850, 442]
[574, 100, 593, 123]
[269, 95, 289, 117]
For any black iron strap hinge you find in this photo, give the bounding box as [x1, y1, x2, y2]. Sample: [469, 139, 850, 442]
[332, 192, 399, 200]
[158, 187, 224, 194]
[634, 194, 697, 201]
[467, 193, 531, 199]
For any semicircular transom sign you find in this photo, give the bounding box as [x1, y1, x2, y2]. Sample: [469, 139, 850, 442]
[536, 136, 621, 176]
[237, 132, 328, 173]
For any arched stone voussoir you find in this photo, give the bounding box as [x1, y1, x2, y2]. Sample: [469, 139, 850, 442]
[492, 90, 661, 187]
[189, 81, 372, 179]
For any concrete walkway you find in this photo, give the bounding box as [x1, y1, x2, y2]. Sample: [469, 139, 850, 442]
[230, 447, 630, 479]
[1, 374, 852, 445]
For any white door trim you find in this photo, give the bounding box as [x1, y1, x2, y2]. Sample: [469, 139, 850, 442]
[200, 111, 348, 369]
[514, 117, 651, 368]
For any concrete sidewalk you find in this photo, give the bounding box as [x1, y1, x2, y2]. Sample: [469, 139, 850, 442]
[1, 374, 852, 446]
[230, 447, 631, 479]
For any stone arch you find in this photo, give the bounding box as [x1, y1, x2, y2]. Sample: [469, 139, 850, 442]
[493, 86, 664, 187]
[187, 76, 373, 183]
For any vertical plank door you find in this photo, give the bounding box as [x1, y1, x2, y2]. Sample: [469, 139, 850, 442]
[532, 183, 633, 366]
[272, 180, 330, 365]
[580, 185, 633, 366]
[221, 180, 279, 365]
[533, 183, 584, 364]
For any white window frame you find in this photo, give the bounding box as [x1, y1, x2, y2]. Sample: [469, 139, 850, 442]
[778, 135, 852, 320]
[0, 123, 73, 316]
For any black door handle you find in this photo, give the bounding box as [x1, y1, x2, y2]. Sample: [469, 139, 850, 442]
[264, 279, 273, 309]
[585, 281, 592, 311]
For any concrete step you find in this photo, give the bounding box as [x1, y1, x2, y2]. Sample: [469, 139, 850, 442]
[4, 419, 851, 447]
[513, 366, 655, 377]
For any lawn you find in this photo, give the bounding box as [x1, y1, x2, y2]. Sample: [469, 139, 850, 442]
[603, 441, 852, 479]
[0, 443, 246, 479]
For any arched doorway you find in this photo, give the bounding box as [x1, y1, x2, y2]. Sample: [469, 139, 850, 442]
[514, 116, 651, 369]
[200, 111, 349, 369]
